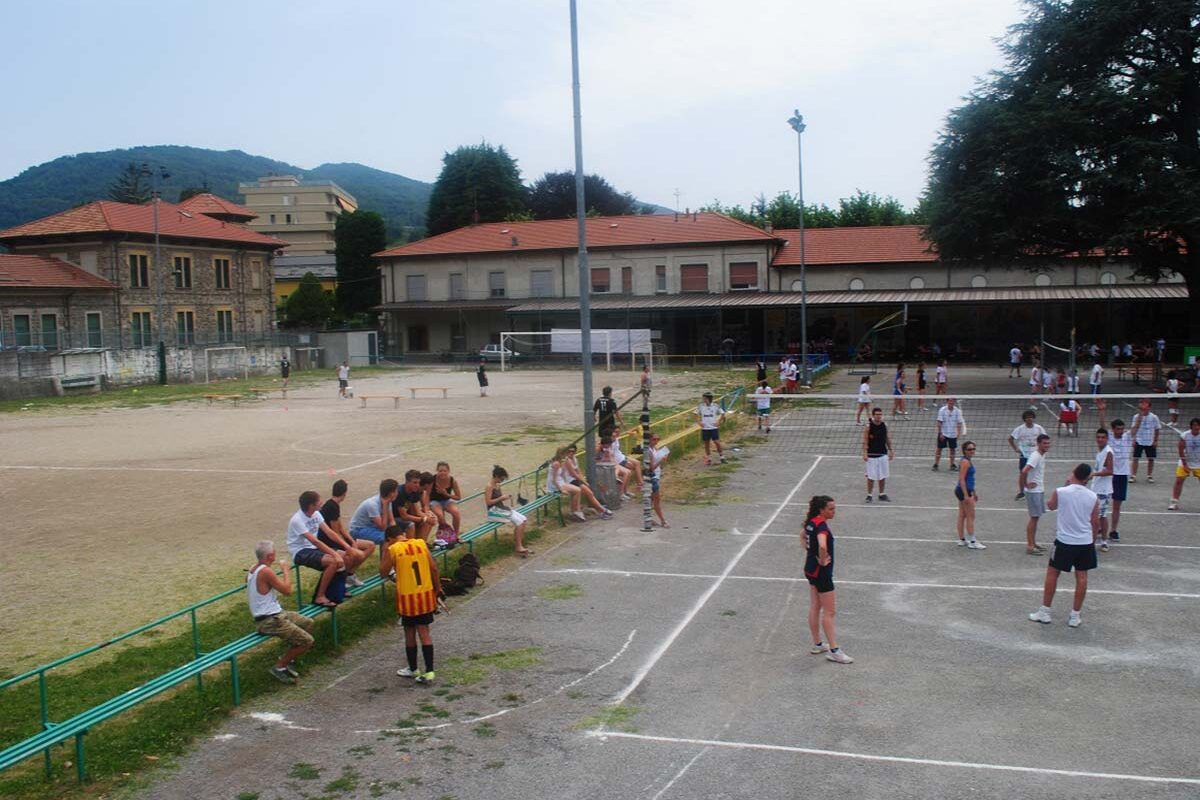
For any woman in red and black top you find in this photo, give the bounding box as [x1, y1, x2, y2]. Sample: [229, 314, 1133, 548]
[804, 495, 853, 664]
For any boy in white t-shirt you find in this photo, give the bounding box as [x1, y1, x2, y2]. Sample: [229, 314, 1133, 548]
[934, 361, 948, 395]
[753, 380, 773, 433]
[1008, 409, 1046, 499]
[1130, 399, 1161, 483]
[1008, 346, 1023, 378]
[1169, 418, 1200, 511]
[1029, 463, 1100, 628]
[1105, 415, 1132, 543]
[649, 433, 671, 527]
[1019, 434, 1051, 555]
[855, 376, 872, 425]
[1165, 372, 1181, 424]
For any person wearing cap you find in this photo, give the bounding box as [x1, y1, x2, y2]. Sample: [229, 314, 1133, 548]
[695, 391, 726, 466]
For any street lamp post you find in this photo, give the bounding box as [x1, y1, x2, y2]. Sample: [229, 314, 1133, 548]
[787, 110, 809, 386]
[569, 0, 596, 481]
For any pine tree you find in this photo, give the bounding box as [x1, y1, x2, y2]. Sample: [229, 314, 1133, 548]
[108, 163, 152, 204]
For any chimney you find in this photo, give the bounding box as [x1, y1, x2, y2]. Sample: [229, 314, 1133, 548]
[511, 236, 519, 247]
[673, 211, 679, 222]
[765, 222, 774, 234]
[692, 211, 698, 222]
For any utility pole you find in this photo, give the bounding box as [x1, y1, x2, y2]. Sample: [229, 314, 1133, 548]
[787, 111, 810, 386]
[569, 0, 596, 480]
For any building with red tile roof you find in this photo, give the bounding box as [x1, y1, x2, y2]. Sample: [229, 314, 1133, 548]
[177, 193, 259, 224]
[0, 255, 116, 351]
[770, 225, 935, 266]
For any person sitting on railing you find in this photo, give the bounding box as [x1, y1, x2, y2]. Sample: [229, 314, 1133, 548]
[286, 490, 346, 609]
[248, 539, 315, 684]
[393, 470, 438, 545]
[428, 462, 463, 537]
[599, 434, 642, 500]
[319, 479, 375, 589]
[349, 478, 400, 545]
[563, 444, 614, 520]
[485, 465, 531, 557]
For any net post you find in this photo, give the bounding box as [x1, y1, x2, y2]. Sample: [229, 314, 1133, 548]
[501, 335, 507, 373]
[641, 387, 653, 532]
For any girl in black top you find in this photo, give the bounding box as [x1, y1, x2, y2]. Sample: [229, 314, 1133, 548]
[477, 360, 489, 397]
[916, 362, 928, 411]
[755, 359, 768, 383]
[803, 495, 853, 664]
[429, 461, 462, 535]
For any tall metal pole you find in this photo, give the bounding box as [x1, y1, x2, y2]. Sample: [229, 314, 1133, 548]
[570, 0, 596, 480]
[789, 111, 810, 386]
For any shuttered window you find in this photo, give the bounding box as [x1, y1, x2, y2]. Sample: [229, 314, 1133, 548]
[729, 262, 758, 290]
[531, 270, 554, 297]
[622, 266, 633, 294]
[449, 273, 465, 300]
[591, 268, 610, 293]
[406, 274, 426, 301]
[680, 264, 708, 293]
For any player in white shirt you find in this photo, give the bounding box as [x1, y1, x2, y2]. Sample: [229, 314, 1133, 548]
[934, 360, 948, 396]
[1008, 409, 1046, 500]
[1169, 417, 1200, 511]
[1165, 372, 1181, 424]
[1090, 428, 1115, 551]
[752, 380, 773, 433]
[1104, 413, 1131, 543]
[1129, 399, 1162, 483]
[1088, 361, 1104, 402]
[1029, 463, 1100, 628]
[932, 398, 965, 471]
[695, 391, 726, 466]
[778, 357, 790, 387]
[336, 361, 350, 399]
[1029, 362, 1042, 395]
[855, 376, 872, 424]
[1019, 434, 1051, 555]
[1066, 367, 1079, 394]
[1042, 365, 1056, 395]
[648, 433, 671, 527]
[1008, 345, 1023, 378]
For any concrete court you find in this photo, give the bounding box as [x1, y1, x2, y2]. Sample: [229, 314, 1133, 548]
[137, 405, 1200, 800]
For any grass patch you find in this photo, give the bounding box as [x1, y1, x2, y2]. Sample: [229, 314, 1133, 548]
[289, 763, 322, 780]
[536, 583, 584, 601]
[472, 722, 497, 738]
[323, 766, 359, 793]
[484, 760, 505, 769]
[576, 704, 640, 733]
[236, 793, 260, 800]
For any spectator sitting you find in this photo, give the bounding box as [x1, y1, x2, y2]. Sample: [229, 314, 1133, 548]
[485, 465, 531, 557]
[287, 490, 346, 608]
[599, 433, 642, 500]
[319, 480, 374, 588]
[393, 470, 438, 545]
[547, 449, 583, 520]
[349, 479, 400, 545]
[428, 462, 462, 536]
[248, 539, 315, 684]
[563, 444, 614, 519]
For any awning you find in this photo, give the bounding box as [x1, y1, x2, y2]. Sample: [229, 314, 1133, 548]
[506, 284, 1188, 313]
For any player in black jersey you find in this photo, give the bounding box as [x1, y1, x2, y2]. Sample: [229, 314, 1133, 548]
[862, 407, 894, 502]
[804, 495, 853, 664]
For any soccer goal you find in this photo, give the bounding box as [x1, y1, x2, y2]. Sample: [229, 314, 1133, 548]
[499, 330, 654, 372]
[203, 346, 249, 383]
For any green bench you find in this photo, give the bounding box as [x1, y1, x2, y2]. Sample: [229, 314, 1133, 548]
[0, 491, 562, 784]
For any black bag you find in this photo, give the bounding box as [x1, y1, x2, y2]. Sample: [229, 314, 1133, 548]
[440, 553, 484, 596]
[313, 571, 347, 605]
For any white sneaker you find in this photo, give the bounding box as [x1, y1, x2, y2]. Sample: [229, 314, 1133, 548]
[1098, 540, 1109, 553]
[572, 511, 586, 521]
[621, 493, 634, 501]
[809, 642, 829, 655]
[826, 649, 854, 664]
[1067, 612, 1082, 628]
[966, 540, 987, 550]
[1029, 608, 1052, 624]
[957, 538, 968, 546]
[345, 573, 364, 588]
[396, 666, 417, 678]
[1168, 500, 1179, 511]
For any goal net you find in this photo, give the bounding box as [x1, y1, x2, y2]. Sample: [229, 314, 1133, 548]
[203, 346, 249, 383]
[499, 329, 654, 372]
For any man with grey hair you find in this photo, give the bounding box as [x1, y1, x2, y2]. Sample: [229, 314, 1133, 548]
[248, 539, 315, 683]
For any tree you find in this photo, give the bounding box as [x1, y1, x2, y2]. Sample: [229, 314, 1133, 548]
[923, 0, 1200, 336]
[177, 185, 209, 202]
[837, 190, 910, 227]
[283, 272, 334, 328]
[700, 191, 903, 229]
[527, 171, 638, 219]
[108, 163, 152, 204]
[335, 210, 388, 316]
[425, 143, 528, 235]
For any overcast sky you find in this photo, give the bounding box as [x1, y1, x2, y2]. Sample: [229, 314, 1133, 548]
[0, 0, 1022, 209]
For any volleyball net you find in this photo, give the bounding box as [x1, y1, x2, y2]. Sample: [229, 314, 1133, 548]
[740, 391, 1199, 461]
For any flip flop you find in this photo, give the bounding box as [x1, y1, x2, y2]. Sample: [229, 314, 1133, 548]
[516, 549, 533, 558]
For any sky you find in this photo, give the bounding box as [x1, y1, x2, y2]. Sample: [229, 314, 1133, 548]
[0, 0, 1023, 210]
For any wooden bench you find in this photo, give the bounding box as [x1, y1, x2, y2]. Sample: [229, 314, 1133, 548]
[1116, 363, 1156, 384]
[59, 375, 100, 392]
[204, 394, 242, 406]
[409, 387, 450, 399]
[359, 395, 402, 409]
[248, 387, 287, 398]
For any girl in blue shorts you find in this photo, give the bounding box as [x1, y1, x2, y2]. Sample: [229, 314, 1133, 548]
[955, 441, 985, 549]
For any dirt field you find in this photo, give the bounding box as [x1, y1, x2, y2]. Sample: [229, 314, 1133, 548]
[0, 365, 725, 673]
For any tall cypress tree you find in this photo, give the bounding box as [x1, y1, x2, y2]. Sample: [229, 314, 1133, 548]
[335, 210, 388, 316]
[425, 143, 528, 235]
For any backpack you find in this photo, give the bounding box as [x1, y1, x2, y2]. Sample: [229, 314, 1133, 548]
[440, 553, 484, 596]
[313, 571, 347, 605]
[437, 522, 459, 546]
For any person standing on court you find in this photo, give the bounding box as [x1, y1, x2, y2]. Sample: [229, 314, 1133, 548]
[280, 355, 290, 388]
[804, 496, 852, 664]
[695, 391, 726, 465]
[862, 407, 893, 503]
[855, 376, 872, 425]
[476, 358, 489, 397]
[1130, 399, 1162, 484]
[1009, 344, 1023, 378]
[955, 441, 985, 549]
[753, 379, 773, 433]
[1088, 360, 1104, 403]
[1009, 409, 1046, 500]
[934, 360, 948, 396]
[932, 397, 965, 471]
[593, 385, 623, 437]
[755, 357, 768, 385]
[916, 362, 928, 411]
[1020, 434, 1051, 554]
[1090, 428, 1115, 552]
[1029, 463, 1100, 628]
[380, 524, 443, 683]
[1169, 417, 1200, 511]
[336, 361, 350, 399]
[248, 539, 315, 684]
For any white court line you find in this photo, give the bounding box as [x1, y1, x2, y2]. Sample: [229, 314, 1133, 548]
[611, 456, 824, 705]
[588, 731, 1200, 788]
[730, 531, 1200, 550]
[757, 501, 1200, 518]
[538, 567, 1200, 599]
[650, 748, 709, 800]
[332, 454, 399, 473]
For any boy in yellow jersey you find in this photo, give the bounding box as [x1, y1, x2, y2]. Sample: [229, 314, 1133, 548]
[379, 524, 443, 683]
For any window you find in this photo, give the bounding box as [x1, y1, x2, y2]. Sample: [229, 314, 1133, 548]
[909, 276, 925, 289]
[1035, 273, 1051, 287]
[131, 312, 152, 347]
[254, 310, 264, 334]
[13, 314, 32, 347]
[591, 268, 611, 293]
[41, 314, 59, 350]
[285, 214, 292, 224]
[270, 214, 276, 224]
[970, 275, 987, 288]
[1100, 271, 1117, 285]
[216, 310, 234, 343]
[128, 253, 149, 288]
[488, 271, 506, 298]
[531, 269, 554, 298]
[449, 273, 465, 300]
[281, 195, 292, 206]
[173, 255, 192, 289]
[176, 311, 195, 345]
[849, 278, 865, 291]
[729, 262, 758, 290]
[406, 274, 427, 301]
[680, 264, 709, 293]
[80, 251, 98, 275]
[86, 312, 103, 348]
[214, 257, 232, 290]
[250, 260, 263, 290]
[407, 325, 429, 352]
[622, 266, 633, 294]
[656, 265, 667, 293]
[791, 279, 804, 292]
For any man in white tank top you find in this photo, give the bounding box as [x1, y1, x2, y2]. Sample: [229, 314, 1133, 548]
[1029, 463, 1100, 628]
[247, 539, 315, 683]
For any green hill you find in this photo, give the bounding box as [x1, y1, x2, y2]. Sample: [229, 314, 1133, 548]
[0, 145, 431, 243]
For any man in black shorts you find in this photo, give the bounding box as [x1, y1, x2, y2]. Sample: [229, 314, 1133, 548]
[593, 386, 623, 437]
[1029, 463, 1100, 628]
[319, 480, 375, 587]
